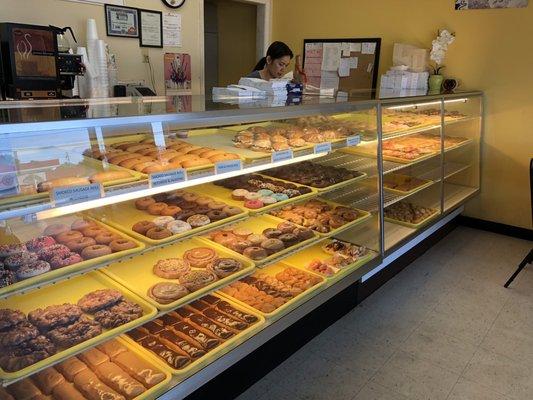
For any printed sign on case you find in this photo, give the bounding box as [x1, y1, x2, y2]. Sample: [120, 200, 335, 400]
[215, 159, 242, 174]
[346, 135, 361, 147]
[149, 168, 186, 188]
[271, 149, 293, 163]
[51, 183, 103, 206]
[314, 142, 332, 154]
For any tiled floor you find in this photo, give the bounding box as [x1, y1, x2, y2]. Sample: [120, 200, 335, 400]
[235, 226, 533, 400]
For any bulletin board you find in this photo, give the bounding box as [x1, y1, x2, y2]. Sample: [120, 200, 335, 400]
[302, 38, 381, 99]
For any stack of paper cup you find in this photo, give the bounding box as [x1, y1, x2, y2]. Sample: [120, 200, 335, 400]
[87, 18, 98, 40]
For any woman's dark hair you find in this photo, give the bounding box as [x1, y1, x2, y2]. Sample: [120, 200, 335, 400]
[253, 41, 293, 71]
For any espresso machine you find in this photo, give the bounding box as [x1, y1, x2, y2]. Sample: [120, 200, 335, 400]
[0, 23, 85, 100]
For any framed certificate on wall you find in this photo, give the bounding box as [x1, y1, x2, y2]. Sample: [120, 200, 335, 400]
[105, 4, 139, 38]
[139, 9, 163, 48]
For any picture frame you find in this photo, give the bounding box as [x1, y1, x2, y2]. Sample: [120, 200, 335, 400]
[139, 9, 163, 48]
[105, 4, 139, 38]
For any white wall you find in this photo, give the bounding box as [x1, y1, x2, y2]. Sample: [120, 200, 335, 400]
[1, 0, 205, 95]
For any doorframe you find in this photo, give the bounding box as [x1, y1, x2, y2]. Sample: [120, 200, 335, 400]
[199, 0, 272, 94]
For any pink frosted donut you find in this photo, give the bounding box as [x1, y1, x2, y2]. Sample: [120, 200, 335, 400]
[50, 253, 83, 269]
[37, 244, 71, 261]
[26, 236, 56, 252]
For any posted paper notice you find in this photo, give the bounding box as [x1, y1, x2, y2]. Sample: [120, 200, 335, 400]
[321, 43, 342, 71]
[163, 12, 182, 47]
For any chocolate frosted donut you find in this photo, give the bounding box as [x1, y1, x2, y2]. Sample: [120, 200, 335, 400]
[208, 258, 242, 278]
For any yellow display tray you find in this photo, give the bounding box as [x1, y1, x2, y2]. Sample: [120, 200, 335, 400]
[384, 207, 440, 229]
[90, 198, 248, 246]
[217, 261, 326, 321]
[187, 178, 317, 215]
[282, 240, 376, 287]
[270, 198, 372, 238]
[0, 271, 157, 381]
[258, 168, 368, 193]
[0, 156, 143, 207]
[101, 238, 255, 311]
[364, 173, 434, 196]
[0, 216, 145, 297]
[200, 214, 321, 267]
[121, 295, 265, 380]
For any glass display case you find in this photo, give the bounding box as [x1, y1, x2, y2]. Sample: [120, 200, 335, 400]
[0, 91, 481, 398]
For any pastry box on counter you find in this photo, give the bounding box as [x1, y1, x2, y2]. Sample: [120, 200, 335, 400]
[89, 189, 248, 246]
[216, 261, 326, 321]
[202, 214, 321, 267]
[101, 238, 255, 311]
[1, 337, 172, 400]
[0, 271, 156, 381]
[0, 215, 144, 297]
[122, 294, 264, 381]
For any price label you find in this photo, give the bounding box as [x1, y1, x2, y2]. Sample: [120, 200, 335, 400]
[215, 159, 242, 174]
[151, 122, 166, 148]
[51, 183, 103, 206]
[314, 142, 332, 154]
[149, 168, 186, 188]
[346, 135, 361, 147]
[271, 149, 293, 163]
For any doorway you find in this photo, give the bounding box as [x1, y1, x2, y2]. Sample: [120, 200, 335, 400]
[204, 0, 269, 94]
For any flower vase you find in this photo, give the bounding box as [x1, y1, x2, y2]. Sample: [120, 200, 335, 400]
[428, 74, 444, 93]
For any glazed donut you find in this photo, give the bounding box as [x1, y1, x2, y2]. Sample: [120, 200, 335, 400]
[147, 202, 168, 216]
[186, 214, 211, 228]
[182, 193, 198, 202]
[183, 247, 218, 268]
[71, 218, 98, 231]
[108, 153, 138, 164]
[126, 144, 153, 153]
[135, 197, 156, 210]
[81, 245, 112, 259]
[113, 141, 138, 150]
[109, 239, 137, 252]
[81, 226, 108, 238]
[95, 232, 121, 245]
[65, 237, 96, 252]
[242, 246, 268, 260]
[142, 164, 168, 174]
[223, 206, 243, 216]
[189, 147, 211, 155]
[195, 196, 213, 206]
[43, 224, 70, 237]
[152, 216, 175, 227]
[233, 228, 253, 238]
[181, 158, 211, 168]
[207, 201, 226, 210]
[132, 220, 156, 235]
[212, 231, 238, 247]
[145, 227, 173, 240]
[160, 205, 182, 216]
[55, 230, 83, 244]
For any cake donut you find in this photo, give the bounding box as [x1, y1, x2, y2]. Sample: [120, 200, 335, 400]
[95, 232, 121, 245]
[81, 244, 112, 259]
[65, 237, 96, 252]
[55, 230, 83, 244]
[71, 218, 98, 231]
[132, 221, 156, 235]
[109, 239, 137, 252]
[135, 197, 156, 210]
[148, 282, 189, 304]
[145, 227, 173, 240]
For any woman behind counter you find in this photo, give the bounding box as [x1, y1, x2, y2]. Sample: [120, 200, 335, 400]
[246, 41, 294, 81]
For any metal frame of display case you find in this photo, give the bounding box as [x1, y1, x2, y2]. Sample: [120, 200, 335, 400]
[0, 91, 482, 397]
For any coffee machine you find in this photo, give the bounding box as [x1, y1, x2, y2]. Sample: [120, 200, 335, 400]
[0, 23, 85, 100]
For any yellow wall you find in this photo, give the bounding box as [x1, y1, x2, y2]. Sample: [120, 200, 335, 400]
[1, 0, 204, 95]
[273, 0, 533, 229]
[216, 0, 257, 86]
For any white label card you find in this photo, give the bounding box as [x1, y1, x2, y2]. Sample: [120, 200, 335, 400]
[51, 183, 103, 206]
[350, 43, 362, 52]
[151, 122, 166, 148]
[215, 159, 242, 174]
[346, 135, 361, 147]
[314, 142, 332, 153]
[362, 42, 377, 54]
[271, 149, 293, 163]
[149, 168, 186, 188]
